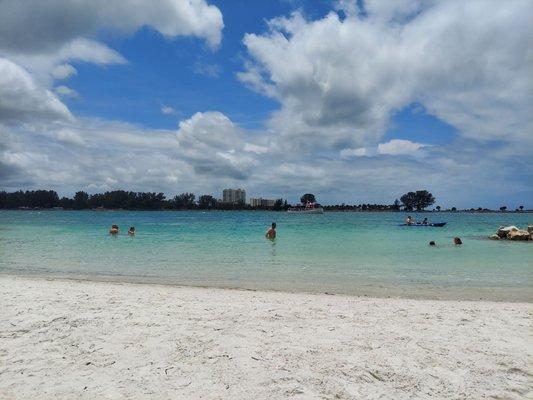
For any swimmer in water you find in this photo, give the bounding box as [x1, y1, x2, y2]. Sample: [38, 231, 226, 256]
[109, 224, 119, 235]
[128, 226, 135, 235]
[454, 237, 462, 245]
[265, 222, 276, 239]
[406, 215, 414, 225]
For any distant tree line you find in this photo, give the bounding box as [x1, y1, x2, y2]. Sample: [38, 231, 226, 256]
[0, 190, 289, 211]
[0, 189, 528, 212]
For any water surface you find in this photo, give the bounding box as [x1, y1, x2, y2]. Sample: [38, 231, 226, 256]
[0, 211, 531, 300]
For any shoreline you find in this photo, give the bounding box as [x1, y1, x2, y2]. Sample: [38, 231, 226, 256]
[1, 271, 531, 303]
[1, 275, 531, 399]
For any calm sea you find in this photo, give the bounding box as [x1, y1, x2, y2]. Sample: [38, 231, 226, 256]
[0, 210, 531, 301]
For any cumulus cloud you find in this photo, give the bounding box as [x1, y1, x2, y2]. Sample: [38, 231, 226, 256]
[176, 112, 259, 180]
[239, 0, 532, 150]
[51, 64, 77, 80]
[0, 110, 531, 207]
[0, 0, 224, 53]
[0, 58, 72, 123]
[0, 1, 531, 208]
[54, 85, 79, 98]
[377, 139, 428, 156]
[340, 147, 368, 159]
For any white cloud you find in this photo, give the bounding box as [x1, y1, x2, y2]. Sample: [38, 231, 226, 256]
[161, 105, 177, 115]
[0, 0, 224, 53]
[0, 57, 72, 123]
[54, 128, 85, 146]
[243, 143, 270, 155]
[239, 0, 532, 150]
[54, 85, 79, 98]
[377, 139, 428, 155]
[51, 64, 77, 80]
[192, 62, 221, 78]
[340, 147, 368, 158]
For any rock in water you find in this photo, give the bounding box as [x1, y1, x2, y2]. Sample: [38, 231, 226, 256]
[527, 225, 533, 234]
[489, 234, 500, 240]
[497, 226, 519, 238]
[507, 230, 530, 241]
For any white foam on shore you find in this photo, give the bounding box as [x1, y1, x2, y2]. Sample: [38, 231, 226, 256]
[0, 275, 531, 399]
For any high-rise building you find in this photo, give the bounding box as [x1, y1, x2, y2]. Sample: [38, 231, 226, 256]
[249, 197, 276, 207]
[222, 188, 246, 204]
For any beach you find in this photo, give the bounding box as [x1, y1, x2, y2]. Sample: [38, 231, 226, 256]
[1, 275, 531, 399]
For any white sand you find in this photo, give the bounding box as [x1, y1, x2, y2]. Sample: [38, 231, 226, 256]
[0, 276, 531, 399]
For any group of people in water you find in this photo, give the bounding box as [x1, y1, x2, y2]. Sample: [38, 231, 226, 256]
[108, 220, 462, 246]
[429, 237, 462, 246]
[405, 216, 432, 225]
[109, 225, 135, 235]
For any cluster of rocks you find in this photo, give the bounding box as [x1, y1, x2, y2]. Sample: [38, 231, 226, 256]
[490, 225, 533, 241]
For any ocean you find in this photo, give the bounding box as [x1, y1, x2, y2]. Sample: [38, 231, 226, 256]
[0, 210, 531, 300]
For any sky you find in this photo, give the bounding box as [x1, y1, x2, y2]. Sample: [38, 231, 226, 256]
[0, 0, 531, 208]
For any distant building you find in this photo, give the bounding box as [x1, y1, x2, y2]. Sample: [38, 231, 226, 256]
[249, 197, 276, 208]
[222, 188, 246, 204]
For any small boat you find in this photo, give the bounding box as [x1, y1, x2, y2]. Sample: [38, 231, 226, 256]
[288, 207, 324, 214]
[398, 222, 447, 227]
[288, 203, 324, 214]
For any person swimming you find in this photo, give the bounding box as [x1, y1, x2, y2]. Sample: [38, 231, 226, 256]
[454, 237, 462, 245]
[109, 224, 119, 235]
[429, 241, 436, 246]
[405, 216, 415, 225]
[265, 222, 276, 239]
[128, 226, 135, 235]
[422, 217, 429, 225]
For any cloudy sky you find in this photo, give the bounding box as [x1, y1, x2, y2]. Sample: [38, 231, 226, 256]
[0, 0, 531, 208]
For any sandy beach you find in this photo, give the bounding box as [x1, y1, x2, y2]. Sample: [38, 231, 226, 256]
[0, 275, 531, 399]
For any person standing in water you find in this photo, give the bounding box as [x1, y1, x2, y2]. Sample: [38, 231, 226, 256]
[265, 222, 277, 239]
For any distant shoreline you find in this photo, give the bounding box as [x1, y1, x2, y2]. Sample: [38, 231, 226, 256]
[2, 208, 532, 213]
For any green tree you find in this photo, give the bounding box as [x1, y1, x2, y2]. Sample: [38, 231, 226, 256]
[400, 190, 435, 211]
[499, 206, 507, 212]
[172, 193, 196, 209]
[198, 195, 217, 209]
[392, 198, 401, 211]
[73, 191, 89, 209]
[300, 193, 316, 204]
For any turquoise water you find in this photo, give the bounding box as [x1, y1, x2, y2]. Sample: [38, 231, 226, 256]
[0, 210, 531, 300]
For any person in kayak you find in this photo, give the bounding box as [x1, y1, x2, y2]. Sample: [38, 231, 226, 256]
[265, 222, 277, 239]
[405, 216, 415, 225]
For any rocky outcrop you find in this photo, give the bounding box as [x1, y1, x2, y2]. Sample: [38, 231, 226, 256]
[491, 225, 531, 241]
[497, 226, 518, 238]
[507, 230, 530, 241]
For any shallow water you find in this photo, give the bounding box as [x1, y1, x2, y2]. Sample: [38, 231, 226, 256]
[0, 210, 531, 300]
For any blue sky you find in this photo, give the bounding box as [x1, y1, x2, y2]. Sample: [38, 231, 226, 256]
[0, 0, 531, 208]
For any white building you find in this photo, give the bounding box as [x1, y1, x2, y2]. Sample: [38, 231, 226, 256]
[222, 188, 246, 204]
[249, 197, 276, 208]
